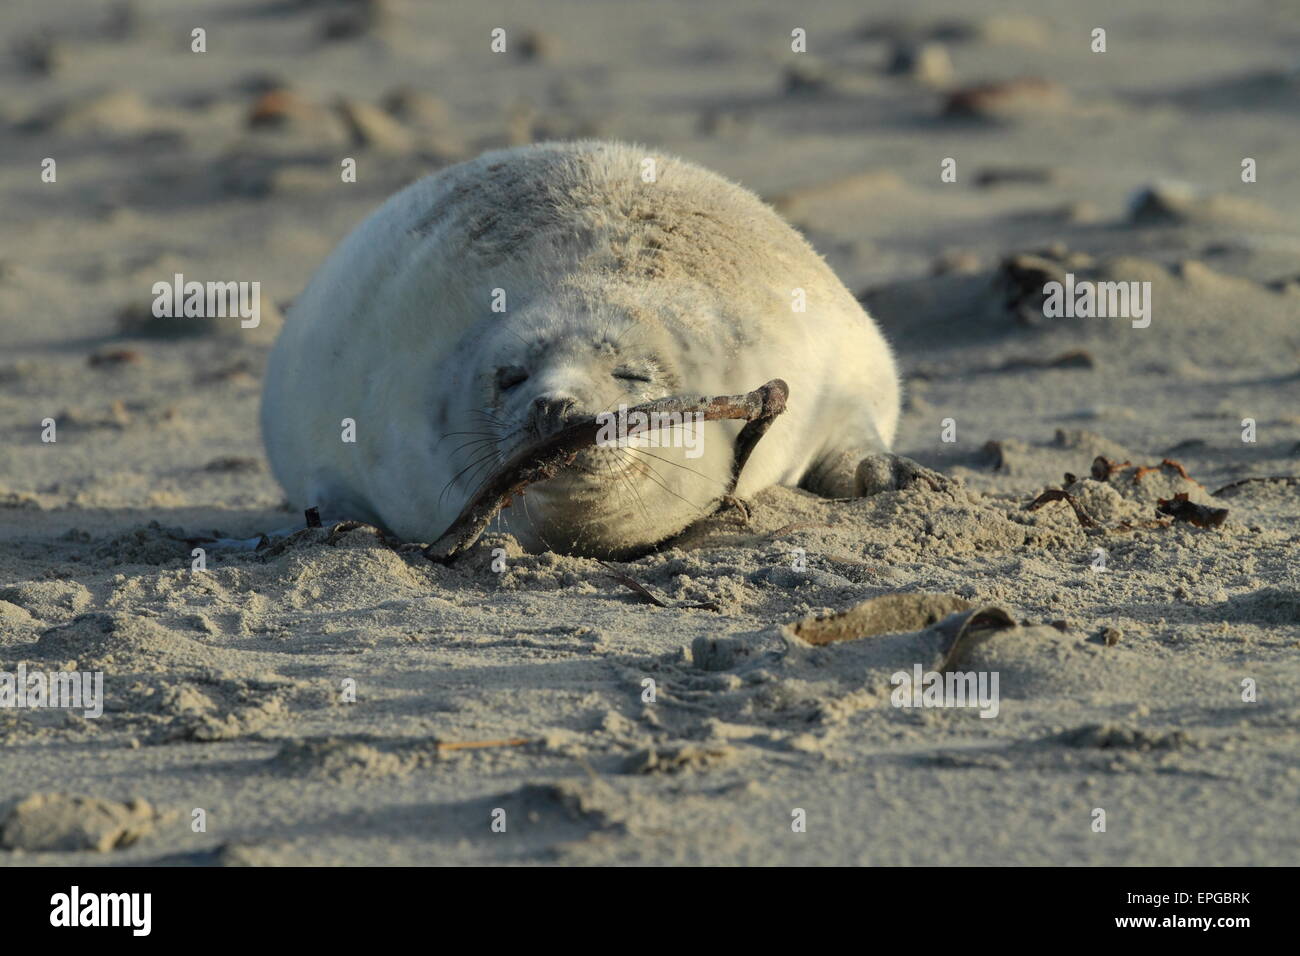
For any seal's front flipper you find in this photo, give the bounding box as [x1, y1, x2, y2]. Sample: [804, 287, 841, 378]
[803, 450, 956, 499]
[800, 447, 869, 499]
[854, 454, 955, 497]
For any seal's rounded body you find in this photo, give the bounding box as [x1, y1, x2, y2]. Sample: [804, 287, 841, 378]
[261, 141, 900, 557]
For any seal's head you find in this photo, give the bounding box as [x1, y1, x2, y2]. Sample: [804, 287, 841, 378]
[490, 313, 678, 448]
[445, 301, 733, 557]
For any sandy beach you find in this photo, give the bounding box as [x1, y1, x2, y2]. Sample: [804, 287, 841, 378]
[1, 0, 1298, 866]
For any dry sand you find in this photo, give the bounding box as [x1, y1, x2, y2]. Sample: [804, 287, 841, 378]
[1, 0, 1298, 865]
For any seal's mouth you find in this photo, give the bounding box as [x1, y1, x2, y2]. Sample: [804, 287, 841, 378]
[516, 443, 629, 483]
[426, 380, 790, 563]
[487, 425, 611, 492]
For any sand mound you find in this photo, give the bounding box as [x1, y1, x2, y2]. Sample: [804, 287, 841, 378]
[270, 736, 428, 781]
[1, 793, 165, 852]
[29, 612, 218, 671]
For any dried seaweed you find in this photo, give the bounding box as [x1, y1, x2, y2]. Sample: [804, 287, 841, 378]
[1156, 492, 1228, 528]
[1026, 488, 1096, 527]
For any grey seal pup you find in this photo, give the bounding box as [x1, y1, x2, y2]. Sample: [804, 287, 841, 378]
[261, 141, 901, 557]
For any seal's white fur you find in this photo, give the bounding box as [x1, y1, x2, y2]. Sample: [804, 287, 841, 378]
[261, 141, 900, 556]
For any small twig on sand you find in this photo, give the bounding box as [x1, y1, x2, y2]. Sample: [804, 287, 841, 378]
[436, 737, 533, 753]
[1026, 488, 1096, 527]
[425, 379, 789, 562]
[598, 561, 721, 612]
[1211, 475, 1300, 497]
[767, 521, 833, 538]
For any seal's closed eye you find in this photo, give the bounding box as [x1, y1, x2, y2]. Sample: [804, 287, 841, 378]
[495, 365, 529, 390]
[612, 365, 653, 383]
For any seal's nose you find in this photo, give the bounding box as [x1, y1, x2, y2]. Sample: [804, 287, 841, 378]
[529, 395, 578, 437]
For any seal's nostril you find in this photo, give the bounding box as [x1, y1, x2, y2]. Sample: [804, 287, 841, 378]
[530, 395, 578, 435]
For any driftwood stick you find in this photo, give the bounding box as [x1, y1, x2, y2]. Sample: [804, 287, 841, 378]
[424, 379, 790, 563]
[435, 737, 533, 753]
[729, 381, 788, 487]
[597, 560, 722, 612]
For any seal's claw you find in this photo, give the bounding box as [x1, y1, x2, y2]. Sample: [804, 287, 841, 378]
[715, 494, 752, 524]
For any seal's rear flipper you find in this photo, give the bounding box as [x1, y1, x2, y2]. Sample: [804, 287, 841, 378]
[204, 525, 302, 551]
[204, 506, 351, 551]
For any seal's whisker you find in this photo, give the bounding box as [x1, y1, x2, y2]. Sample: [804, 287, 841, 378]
[447, 426, 526, 489]
[614, 454, 662, 524]
[440, 448, 505, 506]
[436, 429, 500, 452]
[447, 432, 500, 448]
[462, 454, 504, 494]
[448, 437, 502, 458]
[606, 456, 652, 524]
[517, 485, 554, 553]
[624, 446, 727, 488]
[601, 457, 631, 511]
[441, 429, 499, 441]
[624, 449, 712, 514]
[503, 326, 534, 352]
